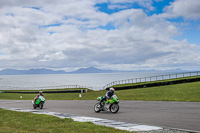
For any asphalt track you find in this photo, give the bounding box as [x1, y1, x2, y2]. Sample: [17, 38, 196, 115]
[0, 100, 200, 132]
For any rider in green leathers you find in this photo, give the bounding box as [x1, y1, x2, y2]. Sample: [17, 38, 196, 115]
[100, 88, 115, 106]
[34, 91, 45, 103]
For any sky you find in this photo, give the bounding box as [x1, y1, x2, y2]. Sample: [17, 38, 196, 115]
[0, 0, 200, 71]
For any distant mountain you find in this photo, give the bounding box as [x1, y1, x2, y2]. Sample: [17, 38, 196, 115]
[0, 67, 185, 75]
[70, 67, 115, 73]
[0, 69, 26, 75]
[27, 68, 66, 74]
[0, 68, 67, 75]
[0, 67, 121, 75]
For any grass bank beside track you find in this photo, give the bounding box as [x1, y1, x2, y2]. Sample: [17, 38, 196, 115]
[0, 108, 129, 133]
[116, 81, 200, 101]
[1, 81, 200, 101]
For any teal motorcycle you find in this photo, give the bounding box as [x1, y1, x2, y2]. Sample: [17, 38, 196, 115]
[32, 96, 45, 109]
[94, 95, 119, 113]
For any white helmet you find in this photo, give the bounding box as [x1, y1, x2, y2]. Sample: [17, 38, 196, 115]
[39, 91, 43, 95]
[109, 87, 115, 93]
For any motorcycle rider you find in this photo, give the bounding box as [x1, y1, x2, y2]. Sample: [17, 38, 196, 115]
[34, 91, 45, 103]
[100, 87, 115, 107]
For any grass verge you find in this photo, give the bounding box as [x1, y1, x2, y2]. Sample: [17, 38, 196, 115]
[115, 81, 200, 101]
[0, 108, 129, 133]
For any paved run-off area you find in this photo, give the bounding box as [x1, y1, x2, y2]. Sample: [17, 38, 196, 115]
[0, 100, 200, 132]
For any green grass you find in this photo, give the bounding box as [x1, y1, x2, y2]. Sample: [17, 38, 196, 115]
[0, 108, 129, 133]
[114, 82, 200, 101]
[0, 89, 106, 100]
[1, 81, 200, 102]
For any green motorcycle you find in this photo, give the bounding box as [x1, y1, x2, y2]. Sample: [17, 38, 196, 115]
[94, 95, 119, 113]
[32, 96, 45, 109]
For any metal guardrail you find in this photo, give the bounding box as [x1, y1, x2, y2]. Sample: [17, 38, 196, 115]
[3, 89, 88, 93]
[103, 71, 200, 90]
[36, 85, 93, 90]
[0, 85, 93, 91]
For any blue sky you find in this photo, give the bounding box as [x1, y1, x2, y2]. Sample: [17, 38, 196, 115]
[96, 0, 172, 15]
[0, 0, 200, 71]
[174, 20, 200, 44]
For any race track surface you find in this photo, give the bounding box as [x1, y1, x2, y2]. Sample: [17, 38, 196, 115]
[0, 100, 200, 132]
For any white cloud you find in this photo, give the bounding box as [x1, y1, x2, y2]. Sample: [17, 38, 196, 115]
[108, 0, 155, 11]
[0, 0, 200, 71]
[39, 51, 67, 62]
[161, 0, 200, 20]
[108, 4, 129, 10]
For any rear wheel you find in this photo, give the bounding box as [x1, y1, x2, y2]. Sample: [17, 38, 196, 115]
[94, 103, 101, 113]
[110, 103, 119, 113]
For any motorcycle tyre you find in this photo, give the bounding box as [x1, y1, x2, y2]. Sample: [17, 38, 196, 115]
[94, 103, 101, 113]
[39, 102, 43, 109]
[33, 104, 37, 109]
[110, 103, 119, 113]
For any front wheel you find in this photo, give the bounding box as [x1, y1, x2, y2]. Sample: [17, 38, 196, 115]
[110, 103, 119, 113]
[39, 102, 43, 109]
[94, 103, 101, 113]
[33, 104, 36, 109]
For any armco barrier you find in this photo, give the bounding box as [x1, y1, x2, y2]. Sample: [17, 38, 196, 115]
[103, 71, 200, 89]
[1, 85, 92, 91]
[104, 71, 200, 90]
[106, 77, 200, 91]
[3, 89, 87, 94]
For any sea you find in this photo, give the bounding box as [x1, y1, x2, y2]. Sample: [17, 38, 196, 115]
[0, 71, 190, 91]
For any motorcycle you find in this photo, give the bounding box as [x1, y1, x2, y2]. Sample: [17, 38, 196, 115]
[94, 95, 119, 113]
[32, 96, 45, 109]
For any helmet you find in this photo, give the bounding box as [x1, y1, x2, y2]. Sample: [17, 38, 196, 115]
[39, 91, 43, 95]
[109, 88, 115, 93]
